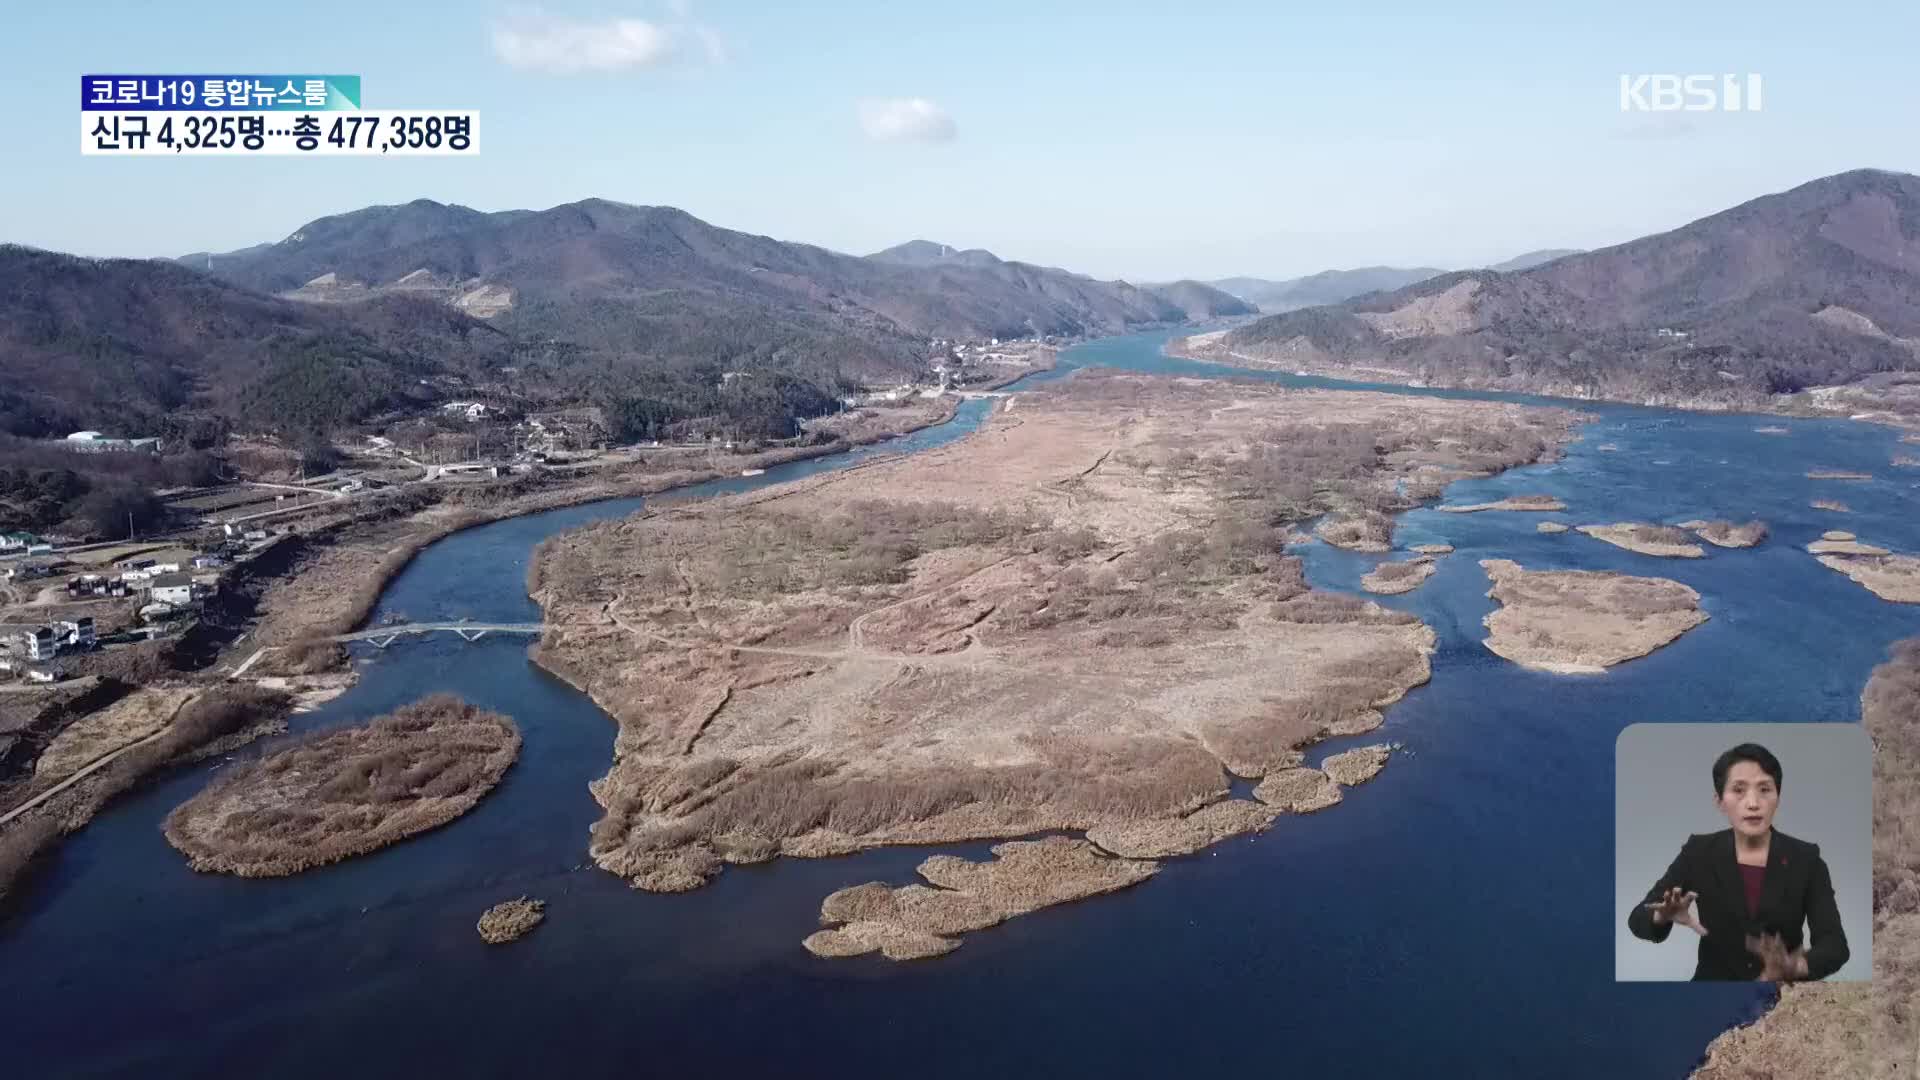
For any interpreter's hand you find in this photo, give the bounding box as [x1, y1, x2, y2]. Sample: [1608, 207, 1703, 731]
[1646, 886, 1708, 936]
[1746, 933, 1810, 981]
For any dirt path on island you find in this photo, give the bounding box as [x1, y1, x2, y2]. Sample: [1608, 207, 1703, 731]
[0, 722, 177, 828]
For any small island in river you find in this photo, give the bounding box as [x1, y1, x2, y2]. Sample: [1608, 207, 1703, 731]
[477, 897, 547, 944]
[1575, 523, 1706, 558]
[1362, 556, 1440, 595]
[1681, 520, 1769, 548]
[1812, 550, 1920, 603]
[1478, 559, 1708, 673]
[163, 695, 520, 876]
[528, 370, 1578, 956]
[1439, 494, 1566, 513]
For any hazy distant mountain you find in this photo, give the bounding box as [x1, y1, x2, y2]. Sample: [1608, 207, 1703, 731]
[1141, 280, 1257, 319]
[872, 240, 1252, 319]
[1207, 251, 1586, 313]
[866, 239, 1006, 270]
[1208, 267, 1448, 313]
[1487, 248, 1582, 272]
[1218, 169, 1920, 408]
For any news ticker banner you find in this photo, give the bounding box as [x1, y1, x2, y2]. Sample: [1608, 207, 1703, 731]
[81, 75, 477, 156]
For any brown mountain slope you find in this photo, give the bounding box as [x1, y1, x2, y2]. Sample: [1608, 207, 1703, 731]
[1220, 170, 1920, 411]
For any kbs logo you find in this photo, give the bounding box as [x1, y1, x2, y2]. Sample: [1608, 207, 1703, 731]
[1619, 74, 1763, 112]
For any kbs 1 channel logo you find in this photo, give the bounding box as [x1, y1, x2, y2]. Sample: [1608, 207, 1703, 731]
[1618, 73, 1763, 113]
[80, 75, 479, 156]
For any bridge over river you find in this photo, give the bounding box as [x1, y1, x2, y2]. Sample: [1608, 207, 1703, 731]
[329, 622, 547, 647]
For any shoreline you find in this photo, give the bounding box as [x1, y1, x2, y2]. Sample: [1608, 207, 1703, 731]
[1162, 333, 1920, 430]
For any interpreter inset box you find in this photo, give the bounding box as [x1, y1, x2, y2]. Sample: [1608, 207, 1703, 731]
[1615, 722, 1871, 982]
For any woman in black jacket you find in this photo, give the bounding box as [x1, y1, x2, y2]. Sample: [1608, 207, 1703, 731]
[1627, 742, 1849, 981]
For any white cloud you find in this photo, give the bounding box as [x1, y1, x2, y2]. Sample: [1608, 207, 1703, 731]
[492, 13, 677, 73]
[858, 98, 957, 143]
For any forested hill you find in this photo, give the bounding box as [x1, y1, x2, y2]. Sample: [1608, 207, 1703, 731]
[187, 199, 1210, 351]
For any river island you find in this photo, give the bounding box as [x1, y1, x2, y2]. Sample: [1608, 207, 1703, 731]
[526, 370, 1578, 953]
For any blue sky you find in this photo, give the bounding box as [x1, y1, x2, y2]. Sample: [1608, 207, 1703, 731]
[4, 1, 1917, 279]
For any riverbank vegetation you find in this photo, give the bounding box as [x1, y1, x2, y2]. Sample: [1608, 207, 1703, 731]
[0, 683, 292, 909]
[163, 695, 518, 876]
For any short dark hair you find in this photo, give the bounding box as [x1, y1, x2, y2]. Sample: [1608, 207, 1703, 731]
[1713, 743, 1783, 795]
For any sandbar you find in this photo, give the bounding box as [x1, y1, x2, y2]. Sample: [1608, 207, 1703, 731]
[1813, 553, 1920, 603]
[1439, 494, 1565, 513]
[1479, 559, 1707, 672]
[1682, 520, 1769, 549]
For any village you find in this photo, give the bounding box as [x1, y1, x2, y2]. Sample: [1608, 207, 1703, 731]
[0, 525, 259, 686]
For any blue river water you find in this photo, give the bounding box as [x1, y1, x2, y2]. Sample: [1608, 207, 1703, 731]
[6, 330, 1917, 1078]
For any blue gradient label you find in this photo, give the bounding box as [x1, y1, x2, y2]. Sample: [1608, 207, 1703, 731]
[81, 75, 361, 111]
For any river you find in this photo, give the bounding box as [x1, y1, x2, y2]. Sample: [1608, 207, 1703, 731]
[6, 330, 1916, 1077]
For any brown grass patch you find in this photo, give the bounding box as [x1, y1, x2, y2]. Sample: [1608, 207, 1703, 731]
[163, 694, 519, 876]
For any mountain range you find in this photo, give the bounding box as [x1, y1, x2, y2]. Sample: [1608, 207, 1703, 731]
[1203, 249, 1583, 313]
[183, 200, 1248, 356]
[5, 169, 1917, 446]
[1209, 169, 1920, 410]
[1, 200, 1258, 443]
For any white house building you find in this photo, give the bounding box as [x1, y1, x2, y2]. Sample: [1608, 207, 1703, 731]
[148, 573, 196, 607]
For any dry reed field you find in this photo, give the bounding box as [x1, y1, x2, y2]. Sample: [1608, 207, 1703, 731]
[529, 370, 1578, 941]
[163, 694, 519, 876]
[1692, 639, 1920, 1079]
